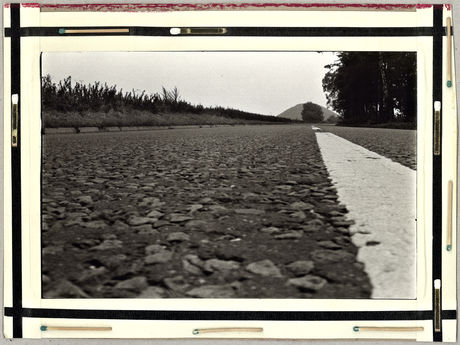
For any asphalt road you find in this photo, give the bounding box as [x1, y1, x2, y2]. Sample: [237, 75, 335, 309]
[321, 125, 416, 170]
[316, 131, 416, 299]
[41, 124, 373, 299]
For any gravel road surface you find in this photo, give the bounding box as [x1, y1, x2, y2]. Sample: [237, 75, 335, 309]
[42, 125, 371, 299]
[320, 125, 416, 170]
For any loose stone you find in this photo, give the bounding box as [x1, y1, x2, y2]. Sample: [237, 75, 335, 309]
[208, 205, 228, 214]
[82, 220, 108, 229]
[163, 276, 190, 292]
[287, 275, 327, 292]
[189, 204, 204, 213]
[166, 232, 190, 242]
[169, 214, 194, 223]
[275, 231, 303, 240]
[184, 220, 208, 229]
[114, 276, 148, 292]
[76, 195, 93, 205]
[286, 260, 315, 276]
[138, 286, 167, 298]
[145, 244, 166, 255]
[44, 280, 89, 298]
[204, 259, 240, 272]
[145, 251, 173, 264]
[290, 201, 314, 210]
[77, 267, 107, 284]
[100, 254, 127, 268]
[234, 209, 265, 215]
[183, 259, 203, 275]
[153, 220, 170, 228]
[90, 239, 123, 251]
[290, 211, 306, 219]
[42, 245, 64, 255]
[260, 226, 282, 234]
[128, 216, 154, 226]
[146, 210, 164, 218]
[186, 285, 236, 298]
[246, 259, 282, 277]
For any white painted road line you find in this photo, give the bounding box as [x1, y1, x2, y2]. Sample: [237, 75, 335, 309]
[315, 132, 416, 299]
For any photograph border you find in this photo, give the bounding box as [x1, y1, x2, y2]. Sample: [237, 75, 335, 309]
[2, 3, 457, 341]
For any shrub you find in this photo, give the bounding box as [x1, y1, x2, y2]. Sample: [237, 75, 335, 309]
[301, 102, 324, 123]
[41, 75, 295, 126]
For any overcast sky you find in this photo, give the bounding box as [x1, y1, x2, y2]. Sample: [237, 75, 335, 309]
[42, 51, 338, 116]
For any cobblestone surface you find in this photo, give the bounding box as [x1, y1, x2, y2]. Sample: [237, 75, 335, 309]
[42, 125, 371, 299]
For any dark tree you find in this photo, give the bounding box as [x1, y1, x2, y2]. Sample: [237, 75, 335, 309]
[322, 52, 416, 126]
[326, 115, 339, 124]
[301, 102, 324, 123]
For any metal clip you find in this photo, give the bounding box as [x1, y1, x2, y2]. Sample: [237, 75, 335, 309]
[447, 180, 453, 251]
[193, 327, 263, 335]
[11, 94, 18, 147]
[446, 17, 453, 88]
[434, 101, 441, 155]
[59, 28, 130, 34]
[353, 326, 424, 332]
[170, 27, 227, 35]
[40, 325, 112, 332]
[434, 279, 441, 332]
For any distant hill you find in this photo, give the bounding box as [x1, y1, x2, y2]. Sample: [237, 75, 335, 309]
[278, 103, 339, 122]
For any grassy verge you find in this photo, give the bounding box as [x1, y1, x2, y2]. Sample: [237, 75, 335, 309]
[331, 122, 416, 130]
[43, 110, 292, 129]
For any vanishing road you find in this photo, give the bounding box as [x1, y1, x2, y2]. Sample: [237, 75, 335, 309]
[42, 124, 415, 299]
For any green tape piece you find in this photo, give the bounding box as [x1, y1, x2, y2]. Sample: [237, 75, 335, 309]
[192, 329, 200, 335]
[447, 244, 452, 251]
[40, 326, 47, 331]
[353, 326, 359, 332]
[58, 28, 66, 34]
[447, 80, 452, 88]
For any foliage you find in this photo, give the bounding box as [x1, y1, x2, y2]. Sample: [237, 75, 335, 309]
[322, 52, 416, 125]
[301, 102, 324, 123]
[41, 75, 292, 125]
[325, 115, 339, 124]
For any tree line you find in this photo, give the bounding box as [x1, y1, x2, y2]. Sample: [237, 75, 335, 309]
[41, 75, 292, 123]
[322, 52, 416, 126]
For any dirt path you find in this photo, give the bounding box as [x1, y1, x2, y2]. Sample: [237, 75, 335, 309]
[42, 124, 371, 298]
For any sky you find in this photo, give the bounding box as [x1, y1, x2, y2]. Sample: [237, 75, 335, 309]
[42, 51, 338, 116]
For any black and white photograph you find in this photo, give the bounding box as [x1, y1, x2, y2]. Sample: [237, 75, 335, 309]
[41, 51, 417, 299]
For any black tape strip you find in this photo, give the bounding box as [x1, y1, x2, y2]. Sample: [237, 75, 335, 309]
[10, 3, 22, 339]
[432, 5, 443, 343]
[442, 310, 457, 319]
[3, 26, 446, 37]
[4, 307, 456, 321]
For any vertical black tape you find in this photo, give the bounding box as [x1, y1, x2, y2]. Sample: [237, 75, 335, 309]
[432, 5, 443, 342]
[10, 3, 23, 338]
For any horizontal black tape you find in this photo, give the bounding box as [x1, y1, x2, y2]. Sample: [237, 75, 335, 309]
[3, 307, 456, 321]
[3, 26, 449, 37]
